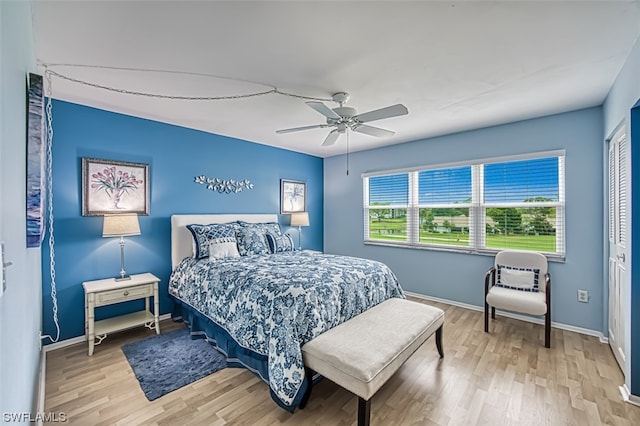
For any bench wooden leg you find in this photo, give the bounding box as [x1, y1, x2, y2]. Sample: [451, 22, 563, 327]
[298, 368, 314, 409]
[435, 325, 444, 358]
[358, 397, 370, 426]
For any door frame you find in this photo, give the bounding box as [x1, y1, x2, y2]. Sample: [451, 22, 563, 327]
[606, 121, 629, 373]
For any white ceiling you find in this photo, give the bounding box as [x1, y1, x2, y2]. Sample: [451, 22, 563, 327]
[31, 1, 640, 158]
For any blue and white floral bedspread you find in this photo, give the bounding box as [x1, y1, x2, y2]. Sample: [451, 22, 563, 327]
[169, 251, 404, 409]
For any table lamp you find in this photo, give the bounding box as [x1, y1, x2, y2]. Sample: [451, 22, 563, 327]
[102, 213, 140, 280]
[290, 212, 309, 250]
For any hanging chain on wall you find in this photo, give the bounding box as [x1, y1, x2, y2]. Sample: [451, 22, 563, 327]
[42, 68, 60, 344]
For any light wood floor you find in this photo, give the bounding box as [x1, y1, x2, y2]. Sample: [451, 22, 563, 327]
[44, 300, 640, 425]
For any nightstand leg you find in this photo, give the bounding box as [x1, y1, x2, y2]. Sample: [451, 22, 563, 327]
[87, 293, 96, 356]
[154, 283, 160, 334]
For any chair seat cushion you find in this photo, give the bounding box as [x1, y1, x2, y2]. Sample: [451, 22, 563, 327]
[301, 298, 444, 400]
[486, 285, 547, 316]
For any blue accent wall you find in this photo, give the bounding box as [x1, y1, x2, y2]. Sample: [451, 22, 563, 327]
[603, 35, 640, 397]
[41, 100, 324, 342]
[325, 107, 604, 332]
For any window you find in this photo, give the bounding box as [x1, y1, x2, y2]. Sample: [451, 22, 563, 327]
[417, 166, 472, 247]
[363, 151, 565, 258]
[366, 173, 408, 242]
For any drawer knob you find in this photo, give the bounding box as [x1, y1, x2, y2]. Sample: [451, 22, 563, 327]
[123, 291, 129, 296]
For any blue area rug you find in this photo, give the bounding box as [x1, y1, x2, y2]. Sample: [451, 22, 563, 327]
[121, 327, 227, 401]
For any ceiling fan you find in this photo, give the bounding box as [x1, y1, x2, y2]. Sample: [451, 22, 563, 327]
[276, 92, 408, 146]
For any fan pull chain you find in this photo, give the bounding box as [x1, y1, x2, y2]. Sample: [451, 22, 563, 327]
[346, 131, 350, 175]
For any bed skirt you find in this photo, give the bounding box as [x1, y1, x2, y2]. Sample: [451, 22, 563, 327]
[170, 296, 309, 412]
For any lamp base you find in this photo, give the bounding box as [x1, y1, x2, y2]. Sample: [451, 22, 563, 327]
[115, 237, 131, 281]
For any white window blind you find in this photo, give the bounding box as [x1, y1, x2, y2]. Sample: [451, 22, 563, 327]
[364, 173, 409, 243]
[363, 151, 565, 258]
[417, 166, 472, 247]
[483, 156, 564, 254]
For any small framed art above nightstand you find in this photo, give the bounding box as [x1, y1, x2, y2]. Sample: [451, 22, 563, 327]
[83, 273, 160, 356]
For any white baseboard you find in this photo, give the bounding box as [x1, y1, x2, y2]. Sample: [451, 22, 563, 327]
[620, 384, 640, 407]
[43, 335, 86, 352]
[37, 312, 173, 419]
[405, 291, 607, 341]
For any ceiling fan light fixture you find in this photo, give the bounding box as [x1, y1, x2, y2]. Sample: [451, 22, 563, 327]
[275, 91, 408, 146]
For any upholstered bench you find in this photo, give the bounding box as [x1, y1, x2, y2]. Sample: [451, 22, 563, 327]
[300, 298, 445, 426]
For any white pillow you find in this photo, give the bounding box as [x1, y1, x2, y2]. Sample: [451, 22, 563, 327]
[208, 237, 240, 260]
[497, 265, 539, 292]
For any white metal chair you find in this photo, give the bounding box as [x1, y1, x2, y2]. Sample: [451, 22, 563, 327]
[484, 250, 551, 348]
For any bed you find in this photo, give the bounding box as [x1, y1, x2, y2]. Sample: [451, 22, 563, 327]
[168, 214, 405, 411]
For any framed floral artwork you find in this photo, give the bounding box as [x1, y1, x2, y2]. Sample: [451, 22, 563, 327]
[280, 179, 306, 214]
[82, 158, 149, 216]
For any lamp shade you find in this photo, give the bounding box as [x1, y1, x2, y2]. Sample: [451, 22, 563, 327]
[290, 212, 309, 227]
[102, 214, 141, 237]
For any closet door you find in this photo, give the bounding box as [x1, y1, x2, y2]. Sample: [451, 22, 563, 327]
[608, 124, 628, 371]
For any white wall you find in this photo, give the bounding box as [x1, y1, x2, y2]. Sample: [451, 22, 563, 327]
[0, 0, 43, 417]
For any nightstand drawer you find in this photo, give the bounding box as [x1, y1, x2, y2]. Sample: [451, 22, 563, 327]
[96, 284, 153, 305]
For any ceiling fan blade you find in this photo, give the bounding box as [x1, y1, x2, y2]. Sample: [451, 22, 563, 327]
[322, 130, 340, 146]
[352, 124, 395, 138]
[306, 101, 341, 119]
[276, 124, 329, 134]
[354, 104, 408, 123]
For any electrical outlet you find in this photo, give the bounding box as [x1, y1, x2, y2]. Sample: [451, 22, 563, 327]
[577, 290, 589, 303]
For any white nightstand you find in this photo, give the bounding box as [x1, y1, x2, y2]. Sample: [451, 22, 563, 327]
[83, 272, 160, 356]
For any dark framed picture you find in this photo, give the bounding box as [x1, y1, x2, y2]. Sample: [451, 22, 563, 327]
[82, 157, 149, 216]
[26, 73, 45, 247]
[280, 179, 306, 213]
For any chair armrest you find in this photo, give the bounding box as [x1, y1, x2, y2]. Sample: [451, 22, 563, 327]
[485, 266, 496, 296]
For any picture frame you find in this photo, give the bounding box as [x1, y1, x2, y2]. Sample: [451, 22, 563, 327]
[26, 73, 45, 247]
[280, 179, 306, 214]
[82, 157, 149, 216]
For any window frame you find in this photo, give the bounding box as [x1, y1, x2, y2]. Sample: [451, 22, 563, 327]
[362, 150, 565, 259]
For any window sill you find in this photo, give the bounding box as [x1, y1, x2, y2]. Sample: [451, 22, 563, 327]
[363, 240, 566, 263]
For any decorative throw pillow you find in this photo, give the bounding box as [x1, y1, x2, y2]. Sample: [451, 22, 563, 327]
[236, 221, 282, 237]
[496, 264, 540, 292]
[235, 226, 270, 256]
[186, 223, 236, 259]
[266, 232, 295, 253]
[209, 237, 240, 260]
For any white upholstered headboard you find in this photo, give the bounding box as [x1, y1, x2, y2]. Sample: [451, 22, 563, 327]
[170, 214, 278, 269]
